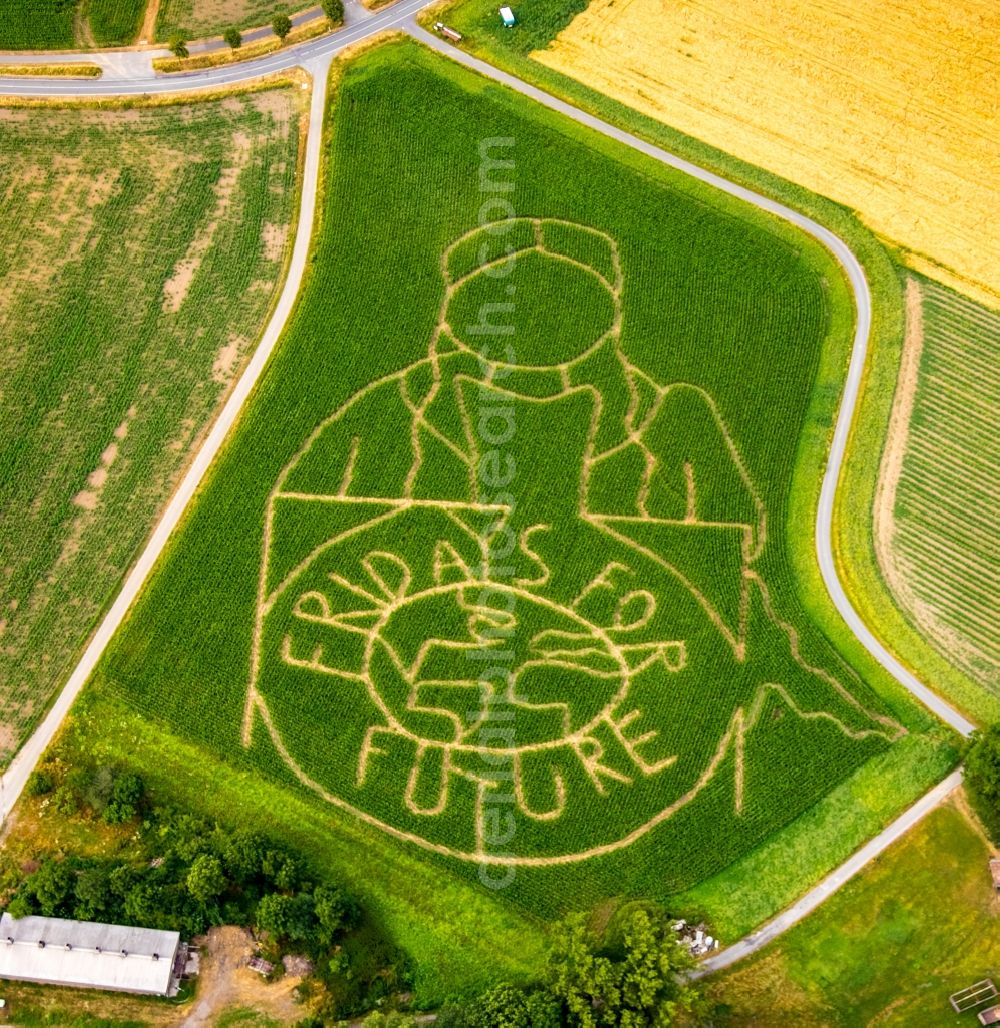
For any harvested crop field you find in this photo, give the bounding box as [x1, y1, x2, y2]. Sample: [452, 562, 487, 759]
[155, 0, 287, 40]
[87, 39, 934, 920]
[0, 88, 302, 767]
[876, 278, 1000, 697]
[534, 0, 1000, 306]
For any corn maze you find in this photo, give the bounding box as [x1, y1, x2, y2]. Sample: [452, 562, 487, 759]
[243, 216, 902, 863]
[98, 42, 909, 887]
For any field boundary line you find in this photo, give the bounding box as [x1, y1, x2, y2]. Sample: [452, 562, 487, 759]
[0, 55, 333, 824]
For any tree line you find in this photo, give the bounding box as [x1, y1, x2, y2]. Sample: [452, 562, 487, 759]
[5, 762, 408, 1019]
[168, 2, 344, 59]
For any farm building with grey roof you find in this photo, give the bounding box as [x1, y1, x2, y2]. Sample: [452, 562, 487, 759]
[0, 912, 183, 996]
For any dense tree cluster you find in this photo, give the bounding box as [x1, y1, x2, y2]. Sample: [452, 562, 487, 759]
[12, 765, 704, 1024]
[363, 909, 703, 1028]
[966, 724, 1000, 843]
[7, 801, 349, 946]
[7, 761, 407, 1020]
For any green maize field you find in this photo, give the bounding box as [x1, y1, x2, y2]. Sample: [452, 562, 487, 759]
[0, 0, 77, 48]
[0, 0, 146, 48]
[87, 0, 146, 45]
[0, 87, 302, 766]
[81, 38, 938, 925]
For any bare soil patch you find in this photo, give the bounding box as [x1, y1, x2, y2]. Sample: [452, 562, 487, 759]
[181, 926, 305, 1027]
[213, 333, 245, 383]
[0, 723, 18, 764]
[163, 128, 253, 313]
[139, 0, 163, 42]
[262, 221, 289, 261]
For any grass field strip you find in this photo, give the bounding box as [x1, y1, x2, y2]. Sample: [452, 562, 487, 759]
[242, 215, 904, 865]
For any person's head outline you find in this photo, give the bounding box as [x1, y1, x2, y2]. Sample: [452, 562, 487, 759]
[438, 217, 622, 372]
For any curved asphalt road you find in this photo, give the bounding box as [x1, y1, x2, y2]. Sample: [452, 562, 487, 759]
[0, 6, 976, 970]
[0, 0, 425, 95]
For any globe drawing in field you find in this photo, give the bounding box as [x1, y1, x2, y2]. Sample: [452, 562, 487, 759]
[361, 580, 640, 750]
[243, 219, 901, 864]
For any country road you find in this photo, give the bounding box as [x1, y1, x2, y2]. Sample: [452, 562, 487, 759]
[0, 0, 423, 94]
[0, 3, 976, 972]
[693, 768, 964, 975]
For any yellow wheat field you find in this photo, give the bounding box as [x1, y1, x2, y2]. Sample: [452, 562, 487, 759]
[536, 0, 1000, 306]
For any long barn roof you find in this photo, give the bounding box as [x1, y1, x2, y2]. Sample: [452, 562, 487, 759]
[0, 912, 181, 995]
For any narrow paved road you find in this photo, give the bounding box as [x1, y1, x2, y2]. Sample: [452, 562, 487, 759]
[693, 768, 964, 975]
[0, 0, 423, 92]
[0, 5, 976, 972]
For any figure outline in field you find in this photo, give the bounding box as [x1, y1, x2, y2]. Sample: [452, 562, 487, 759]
[242, 217, 903, 864]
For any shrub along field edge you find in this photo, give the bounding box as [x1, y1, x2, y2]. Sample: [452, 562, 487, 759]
[153, 17, 332, 74]
[0, 62, 101, 76]
[154, 0, 325, 45]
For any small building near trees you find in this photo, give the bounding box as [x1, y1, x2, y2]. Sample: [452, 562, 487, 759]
[0, 913, 184, 996]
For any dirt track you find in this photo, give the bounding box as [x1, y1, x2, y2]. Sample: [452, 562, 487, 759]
[181, 926, 304, 1026]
